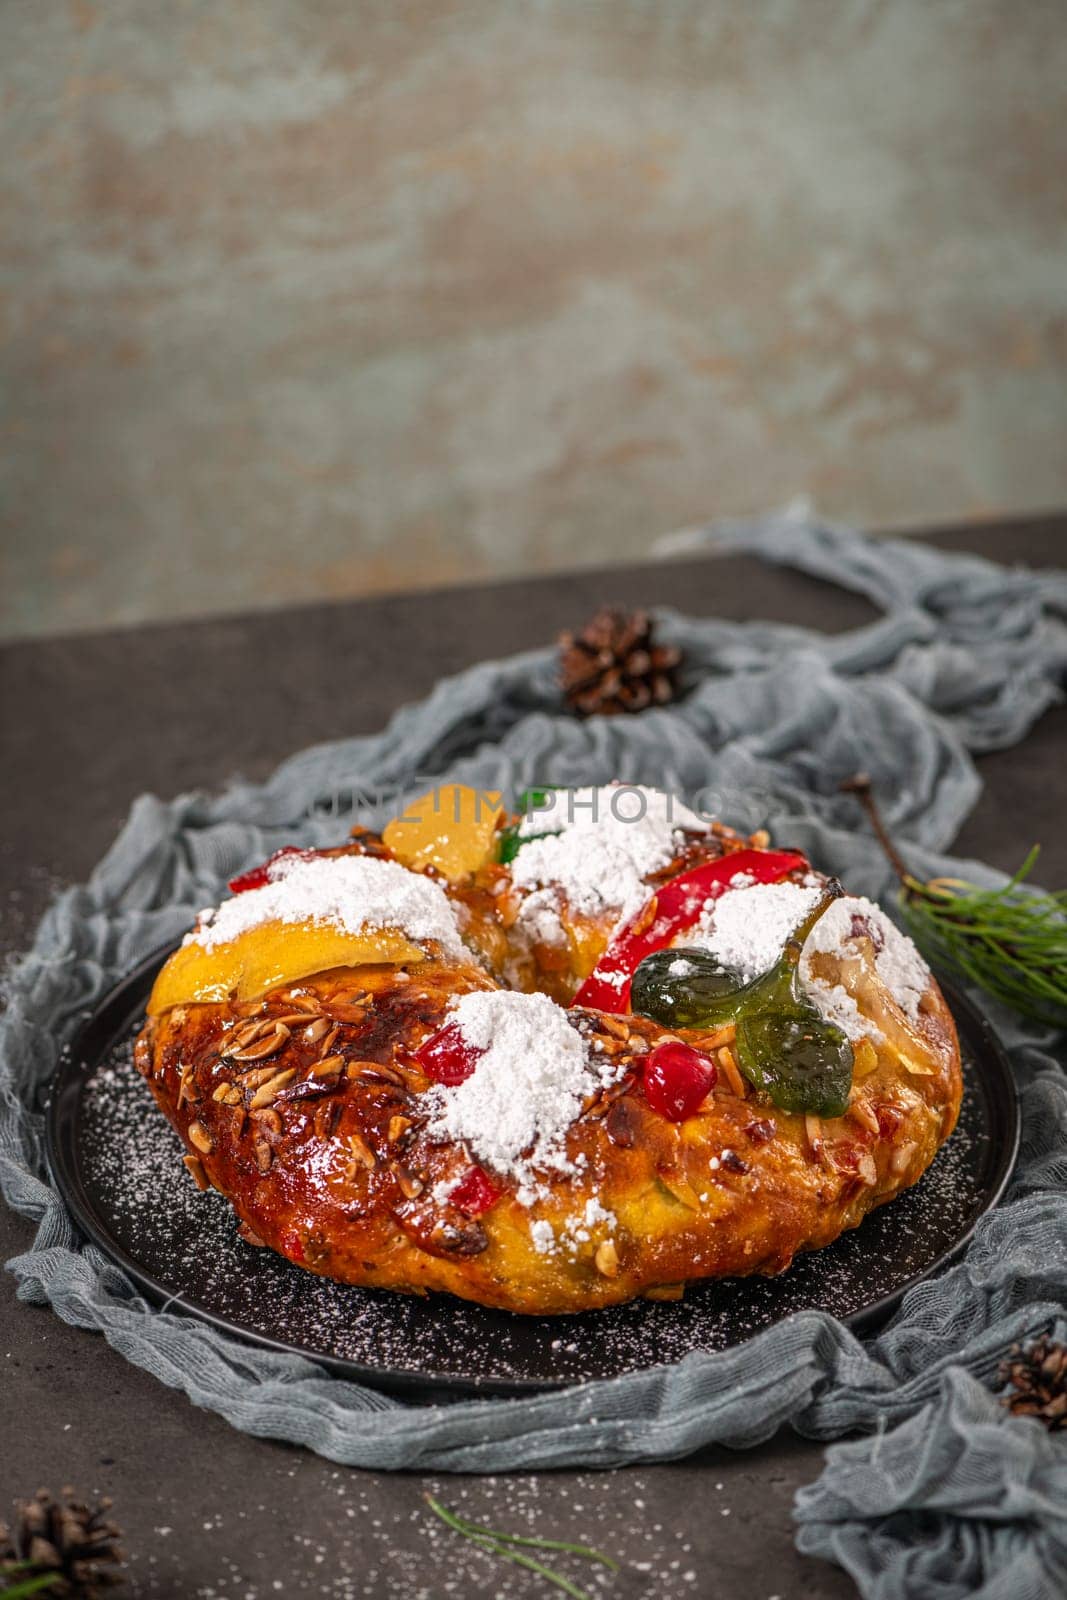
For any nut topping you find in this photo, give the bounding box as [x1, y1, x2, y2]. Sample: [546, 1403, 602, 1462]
[393, 1165, 424, 1200]
[715, 1046, 746, 1099]
[229, 1023, 291, 1062]
[250, 1069, 296, 1109]
[309, 1054, 344, 1081]
[347, 1133, 376, 1170]
[594, 1238, 620, 1278]
[848, 1094, 880, 1136]
[183, 1153, 210, 1190]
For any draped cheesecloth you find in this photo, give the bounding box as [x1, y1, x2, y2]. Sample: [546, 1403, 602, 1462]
[3, 512, 1066, 1599]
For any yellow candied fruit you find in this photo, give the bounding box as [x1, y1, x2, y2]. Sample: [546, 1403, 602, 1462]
[382, 783, 503, 880]
[853, 1038, 880, 1078]
[147, 917, 425, 1015]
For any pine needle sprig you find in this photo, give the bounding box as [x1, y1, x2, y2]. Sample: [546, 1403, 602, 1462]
[424, 1495, 618, 1600]
[841, 775, 1067, 1027]
[0, 1573, 69, 1600]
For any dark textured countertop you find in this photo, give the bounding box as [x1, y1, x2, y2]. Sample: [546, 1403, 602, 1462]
[1, 517, 1064, 1599]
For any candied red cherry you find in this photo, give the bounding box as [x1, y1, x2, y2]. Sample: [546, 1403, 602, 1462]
[416, 1022, 483, 1086]
[642, 1041, 717, 1122]
[228, 845, 321, 894]
[449, 1165, 502, 1217]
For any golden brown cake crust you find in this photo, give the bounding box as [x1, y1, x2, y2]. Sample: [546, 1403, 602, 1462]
[134, 836, 963, 1316]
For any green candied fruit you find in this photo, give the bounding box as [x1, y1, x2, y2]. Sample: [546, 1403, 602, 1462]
[496, 786, 565, 863]
[734, 1005, 853, 1118]
[497, 828, 561, 864]
[630, 880, 855, 1117]
[630, 946, 757, 1029]
[516, 786, 558, 813]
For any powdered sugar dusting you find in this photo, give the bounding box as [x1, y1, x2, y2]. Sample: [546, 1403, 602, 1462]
[803, 895, 931, 1019]
[510, 786, 708, 933]
[425, 990, 620, 1202]
[188, 854, 466, 959]
[804, 978, 880, 1044]
[689, 881, 823, 983]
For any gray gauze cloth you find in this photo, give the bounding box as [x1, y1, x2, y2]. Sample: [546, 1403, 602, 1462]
[2, 513, 1066, 1600]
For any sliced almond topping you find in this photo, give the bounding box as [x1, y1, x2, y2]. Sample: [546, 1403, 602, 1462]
[716, 1046, 746, 1098]
[309, 1054, 344, 1080]
[346, 1060, 404, 1087]
[857, 1150, 879, 1186]
[223, 1019, 270, 1054]
[250, 1107, 282, 1135]
[233, 997, 268, 1018]
[594, 1036, 629, 1061]
[388, 1115, 412, 1144]
[848, 1093, 880, 1136]
[688, 1022, 736, 1051]
[748, 828, 771, 849]
[212, 1083, 242, 1105]
[237, 1063, 283, 1088]
[629, 895, 659, 937]
[284, 994, 322, 1013]
[347, 1133, 376, 1170]
[188, 1121, 213, 1154]
[657, 1167, 702, 1210]
[250, 1069, 297, 1109]
[598, 1014, 631, 1040]
[303, 1016, 332, 1045]
[318, 1025, 341, 1059]
[229, 1023, 291, 1062]
[891, 1140, 918, 1175]
[253, 1139, 273, 1173]
[393, 1165, 423, 1200]
[182, 1153, 210, 1190]
[594, 1239, 620, 1278]
[314, 1100, 340, 1140]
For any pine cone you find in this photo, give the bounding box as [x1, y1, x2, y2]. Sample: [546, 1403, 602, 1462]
[0, 1488, 124, 1596]
[559, 607, 681, 717]
[999, 1335, 1067, 1430]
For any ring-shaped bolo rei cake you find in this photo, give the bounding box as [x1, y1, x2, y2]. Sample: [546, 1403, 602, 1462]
[135, 784, 962, 1314]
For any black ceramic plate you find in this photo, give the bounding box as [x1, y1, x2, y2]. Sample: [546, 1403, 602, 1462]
[46, 949, 1019, 1398]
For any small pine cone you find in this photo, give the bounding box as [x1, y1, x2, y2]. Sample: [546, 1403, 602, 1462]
[559, 606, 681, 717]
[0, 1487, 125, 1596]
[998, 1335, 1067, 1430]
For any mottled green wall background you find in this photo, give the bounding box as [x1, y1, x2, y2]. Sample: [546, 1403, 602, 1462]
[2, 1, 1065, 638]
